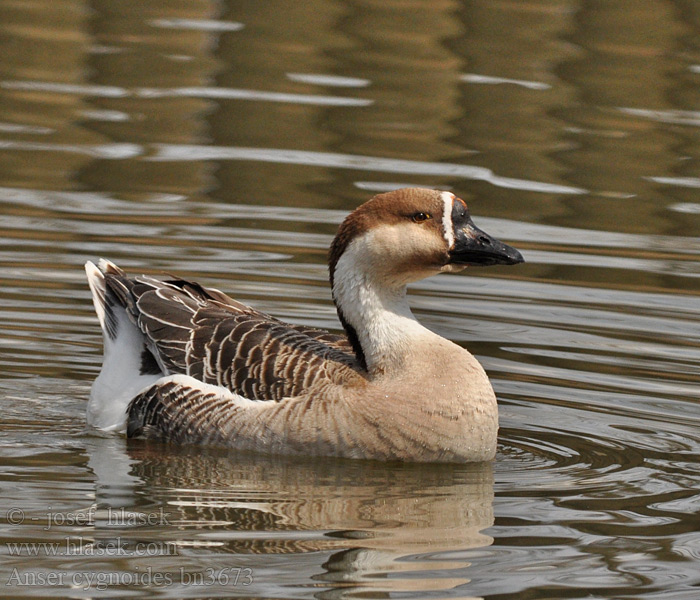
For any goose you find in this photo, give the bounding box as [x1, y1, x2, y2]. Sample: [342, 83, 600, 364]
[85, 188, 523, 462]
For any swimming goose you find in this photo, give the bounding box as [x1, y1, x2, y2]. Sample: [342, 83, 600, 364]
[85, 188, 523, 462]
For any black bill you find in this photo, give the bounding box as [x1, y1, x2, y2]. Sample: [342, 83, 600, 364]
[448, 204, 524, 267]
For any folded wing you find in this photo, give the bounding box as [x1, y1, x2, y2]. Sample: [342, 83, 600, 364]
[99, 262, 363, 402]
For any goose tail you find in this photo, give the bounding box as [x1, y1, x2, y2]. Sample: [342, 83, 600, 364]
[85, 260, 164, 431]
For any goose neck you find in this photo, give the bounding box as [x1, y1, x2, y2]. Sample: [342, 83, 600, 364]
[332, 258, 433, 377]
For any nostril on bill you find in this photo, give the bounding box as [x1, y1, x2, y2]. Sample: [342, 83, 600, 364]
[478, 236, 491, 245]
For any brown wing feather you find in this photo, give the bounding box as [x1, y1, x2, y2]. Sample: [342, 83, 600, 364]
[101, 266, 362, 402]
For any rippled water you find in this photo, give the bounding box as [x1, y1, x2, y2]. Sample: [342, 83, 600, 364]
[1, 1, 700, 598]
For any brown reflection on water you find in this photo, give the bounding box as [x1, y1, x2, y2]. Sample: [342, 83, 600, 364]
[77, 0, 217, 196]
[213, 0, 354, 207]
[210, 0, 468, 208]
[452, 0, 576, 205]
[555, 0, 700, 234]
[0, 1, 99, 189]
[87, 439, 495, 593]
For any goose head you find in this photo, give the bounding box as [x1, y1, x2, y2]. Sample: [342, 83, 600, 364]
[329, 188, 523, 290]
[328, 188, 523, 372]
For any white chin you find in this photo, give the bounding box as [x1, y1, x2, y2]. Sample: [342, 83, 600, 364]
[440, 263, 468, 273]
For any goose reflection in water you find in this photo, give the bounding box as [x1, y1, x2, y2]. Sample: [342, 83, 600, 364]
[86, 436, 494, 596]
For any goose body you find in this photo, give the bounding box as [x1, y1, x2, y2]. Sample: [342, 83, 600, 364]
[85, 188, 523, 462]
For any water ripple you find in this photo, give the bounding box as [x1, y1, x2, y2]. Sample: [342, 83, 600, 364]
[619, 107, 700, 127]
[136, 86, 373, 106]
[461, 73, 551, 90]
[1, 80, 371, 107]
[148, 18, 245, 32]
[286, 73, 371, 88]
[151, 144, 587, 194]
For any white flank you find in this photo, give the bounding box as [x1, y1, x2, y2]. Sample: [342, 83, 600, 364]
[157, 374, 265, 408]
[440, 191, 455, 250]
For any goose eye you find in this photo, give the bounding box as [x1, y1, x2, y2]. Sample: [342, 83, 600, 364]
[412, 212, 432, 223]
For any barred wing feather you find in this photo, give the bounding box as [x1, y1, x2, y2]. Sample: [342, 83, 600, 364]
[101, 266, 362, 403]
